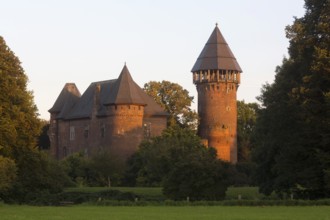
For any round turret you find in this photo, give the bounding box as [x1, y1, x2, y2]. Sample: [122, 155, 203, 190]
[191, 25, 242, 163]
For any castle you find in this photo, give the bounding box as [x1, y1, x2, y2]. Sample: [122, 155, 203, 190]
[49, 24, 241, 163]
[48, 65, 168, 160]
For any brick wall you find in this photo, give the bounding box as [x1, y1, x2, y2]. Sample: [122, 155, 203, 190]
[49, 104, 168, 161]
[197, 82, 237, 163]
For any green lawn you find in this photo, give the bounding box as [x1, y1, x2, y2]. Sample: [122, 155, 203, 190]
[225, 186, 279, 200]
[1, 205, 329, 220]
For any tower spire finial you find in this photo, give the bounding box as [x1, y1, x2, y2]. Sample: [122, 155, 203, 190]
[215, 22, 218, 27]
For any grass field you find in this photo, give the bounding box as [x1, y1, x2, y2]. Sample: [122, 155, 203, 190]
[1, 205, 329, 220]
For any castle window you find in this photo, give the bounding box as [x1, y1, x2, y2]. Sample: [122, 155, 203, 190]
[63, 146, 67, 157]
[144, 123, 151, 138]
[70, 126, 75, 141]
[101, 124, 105, 138]
[84, 126, 89, 138]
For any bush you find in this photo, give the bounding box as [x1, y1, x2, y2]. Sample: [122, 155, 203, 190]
[163, 157, 229, 201]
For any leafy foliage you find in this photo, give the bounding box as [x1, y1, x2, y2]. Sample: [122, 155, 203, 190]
[144, 81, 198, 130]
[124, 126, 230, 200]
[0, 36, 71, 203]
[37, 120, 50, 150]
[0, 36, 41, 156]
[237, 101, 259, 162]
[124, 126, 204, 186]
[88, 152, 126, 186]
[2, 149, 71, 203]
[163, 153, 229, 200]
[61, 152, 126, 187]
[61, 153, 89, 186]
[0, 155, 17, 193]
[252, 0, 330, 199]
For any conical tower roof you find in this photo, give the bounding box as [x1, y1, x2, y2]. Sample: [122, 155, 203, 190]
[191, 25, 242, 72]
[105, 65, 146, 105]
[48, 83, 81, 118]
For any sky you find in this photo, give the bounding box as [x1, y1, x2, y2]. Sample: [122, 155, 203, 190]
[1, 0, 305, 120]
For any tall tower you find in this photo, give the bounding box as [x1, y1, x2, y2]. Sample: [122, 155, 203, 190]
[104, 65, 146, 159]
[191, 24, 242, 163]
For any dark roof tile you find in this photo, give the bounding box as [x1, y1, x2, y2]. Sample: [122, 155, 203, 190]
[105, 65, 146, 105]
[52, 65, 168, 120]
[191, 25, 242, 72]
[48, 83, 81, 119]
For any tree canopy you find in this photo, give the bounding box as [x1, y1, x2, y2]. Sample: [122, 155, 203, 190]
[124, 126, 230, 200]
[252, 0, 330, 199]
[144, 80, 198, 130]
[237, 101, 259, 162]
[0, 36, 41, 156]
[0, 36, 68, 202]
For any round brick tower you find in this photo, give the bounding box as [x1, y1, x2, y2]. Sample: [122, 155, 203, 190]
[191, 24, 242, 163]
[104, 65, 146, 159]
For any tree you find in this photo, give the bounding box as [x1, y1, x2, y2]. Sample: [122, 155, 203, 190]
[0, 155, 16, 193]
[37, 120, 50, 150]
[61, 153, 89, 186]
[163, 148, 230, 201]
[0, 36, 41, 157]
[2, 148, 71, 203]
[237, 101, 259, 162]
[252, 0, 330, 199]
[124, 126, 203, 186]
[144, 81, 198, 130]
[0, 36, 71, 202]
[124, 126, 230, 200]
[88, 152, 125, 187]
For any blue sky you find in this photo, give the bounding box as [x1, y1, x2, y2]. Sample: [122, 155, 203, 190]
[1, 0, 305, 119]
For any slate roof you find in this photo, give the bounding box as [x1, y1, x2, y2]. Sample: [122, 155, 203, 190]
[48, 83, 81, 119]
[105, 65, 146, 105]
[49, 65, 168, 120]
[66, 80, 115, 119]
[191, 25, 242, 72]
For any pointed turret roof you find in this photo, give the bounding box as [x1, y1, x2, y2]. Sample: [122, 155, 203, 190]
[191, 24, 242, 72]
[48, 83, 81, 118]
[105, 65, 146, 105]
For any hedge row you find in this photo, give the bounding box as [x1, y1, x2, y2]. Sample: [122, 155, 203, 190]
[25, 190, 137, 206]
[90, 199, 330, 206]
[7, 189, 330, 206]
